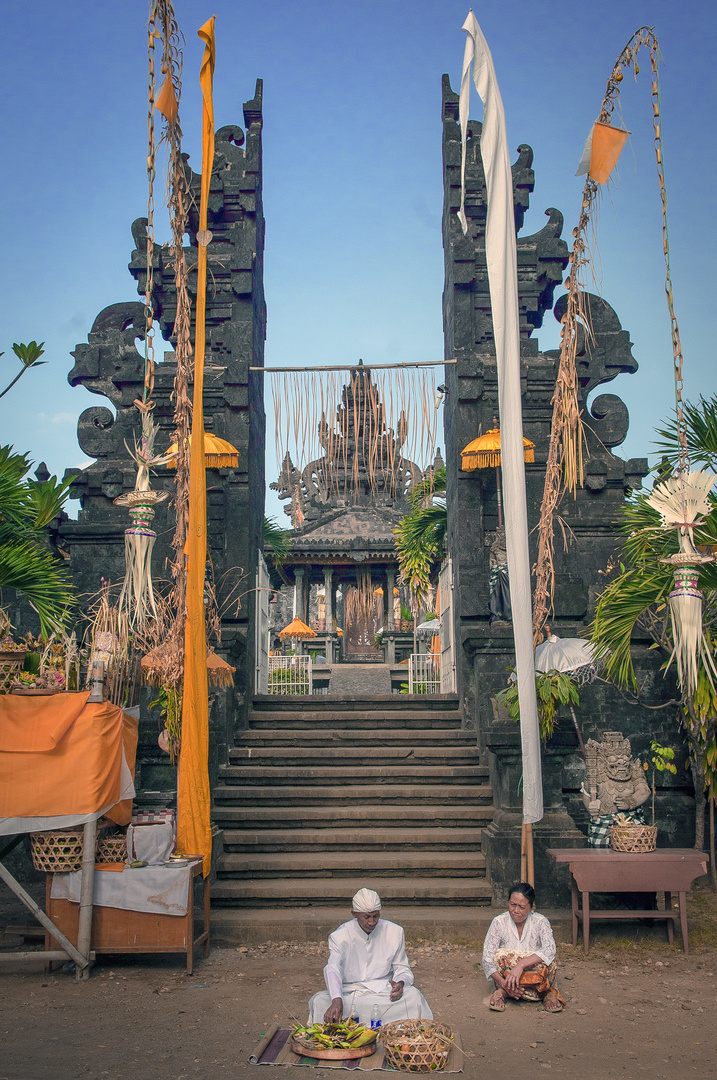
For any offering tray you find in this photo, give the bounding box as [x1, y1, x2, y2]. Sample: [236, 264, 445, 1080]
[290, 1036, 376, 1060]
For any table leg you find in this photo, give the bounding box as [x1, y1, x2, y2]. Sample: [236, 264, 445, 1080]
[664, 892, 674, 945]
[582, 892, 590, 954]
[678, 892, 689, 954]
[571, 875, 579, 947]
[186, 878, 194, 975]
[203, 877, 210, 958]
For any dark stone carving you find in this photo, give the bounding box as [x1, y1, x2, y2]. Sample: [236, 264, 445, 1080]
[438, 73, 688, 902]
[60, 81, 267, 758]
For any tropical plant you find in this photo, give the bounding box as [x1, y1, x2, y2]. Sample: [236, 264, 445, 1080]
[499, 668, 580, 742]
[644, 739, 677, 826]
[0, 341, 46, 400]
[393, 466, 446, 609]
[0, 445, 75, 635]
[590, 395, 717, 853]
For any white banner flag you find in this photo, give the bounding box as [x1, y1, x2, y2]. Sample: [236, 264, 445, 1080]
[459, 10, 543, 824]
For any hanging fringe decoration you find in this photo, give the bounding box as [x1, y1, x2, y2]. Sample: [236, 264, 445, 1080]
[345, 568, 376, 631]
[646, 471, 717, 697]
[533, 27, 667, 645]
[270, 363, 439, 506]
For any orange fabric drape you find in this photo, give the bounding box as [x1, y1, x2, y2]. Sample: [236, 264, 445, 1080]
[176, 16, 216, 877]
[0, 696, 137, 820]
[589, 121, 629, 185]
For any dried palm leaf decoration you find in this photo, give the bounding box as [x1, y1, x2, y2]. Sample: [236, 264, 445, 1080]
[533, 27, 674, 645]
[112, 2, 182, 631]
[271, 363, 439, 505]
[646, 471, 717, 697]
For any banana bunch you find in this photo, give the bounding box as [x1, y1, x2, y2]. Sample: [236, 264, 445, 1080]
[292, 1020, 376, 1050]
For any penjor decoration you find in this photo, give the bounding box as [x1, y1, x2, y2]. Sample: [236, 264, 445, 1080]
[646, 470, 717, 697]
[114, 408, 172, 628]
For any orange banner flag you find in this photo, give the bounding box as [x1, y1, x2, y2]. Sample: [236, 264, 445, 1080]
[589, 121, 629, 185]
[176, 15, 216, 878]
[154, 75, 178, 122]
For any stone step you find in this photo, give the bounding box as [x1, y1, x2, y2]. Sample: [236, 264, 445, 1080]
[219, 765, 488, 785]
[247, 714, 465, 729]
[236, 728, 474, 747]
[211, 906, 574, 944]
[213, 783, 492, 805]
[227, 745, 481, 765]
[212, 806, 493, 828]
[252, 695, 461, 714]
[211, 876, 493, 907]
[221, 827, 484, 851]
[217, 850, 486, 878]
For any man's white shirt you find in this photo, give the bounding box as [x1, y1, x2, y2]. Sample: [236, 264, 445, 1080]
[324, 918, 414, 999]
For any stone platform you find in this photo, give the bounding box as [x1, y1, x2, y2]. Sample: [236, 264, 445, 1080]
[210, 905, 572, 945]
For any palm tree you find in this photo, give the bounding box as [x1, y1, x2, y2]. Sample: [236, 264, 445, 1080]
[0, 445, 75, 635]
[590, 397, 717, 856]
[393, 466, 447, 610]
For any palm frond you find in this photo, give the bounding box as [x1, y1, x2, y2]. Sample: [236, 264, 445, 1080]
[654, 396, 717, 471]
[0, 539, 74, 635]
[408, 466, 447, 512]
[263, 516, 292, 566]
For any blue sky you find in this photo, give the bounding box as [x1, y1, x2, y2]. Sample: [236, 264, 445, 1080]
[0, 0, 714, 522]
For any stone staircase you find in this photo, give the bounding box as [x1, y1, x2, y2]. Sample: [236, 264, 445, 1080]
[212, 694, 493, 909]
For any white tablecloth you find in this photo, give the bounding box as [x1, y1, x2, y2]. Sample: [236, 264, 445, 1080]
[51, 860, 200, 916]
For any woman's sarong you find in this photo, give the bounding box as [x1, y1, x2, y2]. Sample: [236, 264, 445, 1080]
[494, 948, 558, 1003]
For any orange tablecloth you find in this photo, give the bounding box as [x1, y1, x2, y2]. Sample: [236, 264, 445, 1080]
[0, 692, 138, 823]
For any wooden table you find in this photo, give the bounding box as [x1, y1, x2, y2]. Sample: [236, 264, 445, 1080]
[45, 859, 210, 973]
[546, 848, 708, 954]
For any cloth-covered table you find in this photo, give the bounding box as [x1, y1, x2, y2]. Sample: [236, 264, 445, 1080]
[0, 692, 137, 833]
[46, 858, 209, 973]
[51, 862, 195, 916]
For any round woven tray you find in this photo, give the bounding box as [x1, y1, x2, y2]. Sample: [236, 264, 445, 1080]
[290, 1038, 376, 1060]
[379, 1020, 454, 1073]
[610, 823, 657, 852]
[11, 688, 62, 695]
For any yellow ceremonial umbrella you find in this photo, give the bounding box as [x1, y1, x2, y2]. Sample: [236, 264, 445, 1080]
[278, 617, 317, 641]
[460, 426, 535, 528]
[165, 431, 239, 469]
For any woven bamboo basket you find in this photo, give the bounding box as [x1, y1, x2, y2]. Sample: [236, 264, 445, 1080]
[0, 650, 27, 694]
[610, 822, 657, 853]
[96, 834, 127, 864]
[31, 828, 93, 872]
[379, 1020, 454, 1073]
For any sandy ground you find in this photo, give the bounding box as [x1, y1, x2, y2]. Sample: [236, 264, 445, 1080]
[1, 887, 717, 1080]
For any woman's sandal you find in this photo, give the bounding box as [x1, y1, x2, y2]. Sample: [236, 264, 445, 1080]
[543, 989, 564, 1013]
[489, 990, 506, 1012]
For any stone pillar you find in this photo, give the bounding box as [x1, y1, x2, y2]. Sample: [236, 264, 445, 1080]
[481, 722, 586, 907]
[386, 569, 396, 631]
[324, 567, 333, 663]
[294, 568, 305, 653]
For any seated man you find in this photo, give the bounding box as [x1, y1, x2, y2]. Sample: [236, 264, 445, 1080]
[308, 888, 433, 1025]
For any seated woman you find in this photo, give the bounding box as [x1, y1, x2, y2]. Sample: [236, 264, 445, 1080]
[481, 882, 565, 1012]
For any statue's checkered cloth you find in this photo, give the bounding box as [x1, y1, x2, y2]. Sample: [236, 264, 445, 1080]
[588, 807, 645, 847]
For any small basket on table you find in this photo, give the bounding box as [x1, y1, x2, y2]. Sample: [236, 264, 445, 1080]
[609, 815, 657, 853]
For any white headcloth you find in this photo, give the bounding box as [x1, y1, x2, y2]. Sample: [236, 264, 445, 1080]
[352, 888, 381, 913]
